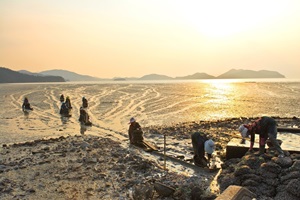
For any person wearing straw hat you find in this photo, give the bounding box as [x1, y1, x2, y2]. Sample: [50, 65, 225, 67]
[128, 117, 143, 144]
[191, 132, 215, 168]
[238, 116, 284, 158]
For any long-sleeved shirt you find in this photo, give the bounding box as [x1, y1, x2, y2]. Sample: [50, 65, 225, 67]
[128, 122, 141, 135]
[245, 116, 277, 149]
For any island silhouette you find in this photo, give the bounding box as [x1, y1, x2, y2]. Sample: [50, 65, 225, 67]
[0, 67, 285, 83]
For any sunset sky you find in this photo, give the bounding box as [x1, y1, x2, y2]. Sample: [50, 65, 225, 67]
[1, 0, 300, 78]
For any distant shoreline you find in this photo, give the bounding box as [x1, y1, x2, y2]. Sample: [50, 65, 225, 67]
[1, 67, 287, 83]
[3, 78, 300, 85]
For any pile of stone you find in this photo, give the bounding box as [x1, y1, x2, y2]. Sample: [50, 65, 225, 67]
[218, 151, 300, 199]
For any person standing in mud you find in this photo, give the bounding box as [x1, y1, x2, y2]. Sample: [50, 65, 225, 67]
[191, 132, 215, 168]
[238, 116, 285, 158]
[22, 97, 33, 111]
[79, 107, 92, 126]
[128, 117, 143, 144]
[59, 102, 70, 117]
[82, 97, 88, 108]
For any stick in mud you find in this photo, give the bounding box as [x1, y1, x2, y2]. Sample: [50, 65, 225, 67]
[164, 134, 166, 171]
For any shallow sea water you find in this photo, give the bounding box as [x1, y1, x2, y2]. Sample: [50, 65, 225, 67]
[1, 79, 300, 145]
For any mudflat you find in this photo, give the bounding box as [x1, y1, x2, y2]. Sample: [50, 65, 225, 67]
[1, 117, 299, 199]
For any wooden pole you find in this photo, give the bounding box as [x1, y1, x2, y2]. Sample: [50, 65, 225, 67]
[164, 134, 166, 171]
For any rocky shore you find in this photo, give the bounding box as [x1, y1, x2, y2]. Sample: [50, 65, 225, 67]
[0, 117, 299, 199]
[218, 151, 300, 199]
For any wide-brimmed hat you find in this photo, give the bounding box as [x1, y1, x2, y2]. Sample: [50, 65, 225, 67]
[204, 139, 215, 154]
[238, 125, 248, 138]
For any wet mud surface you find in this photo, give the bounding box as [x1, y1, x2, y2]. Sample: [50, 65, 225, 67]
[1, 117, 300, 199]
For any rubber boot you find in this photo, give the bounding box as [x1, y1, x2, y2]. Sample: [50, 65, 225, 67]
[255, 145, 265, 156]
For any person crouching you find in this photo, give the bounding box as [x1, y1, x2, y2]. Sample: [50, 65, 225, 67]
[128, 117, 143, 145]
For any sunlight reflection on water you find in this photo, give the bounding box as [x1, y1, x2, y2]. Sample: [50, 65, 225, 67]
[0, 80, 300, 144]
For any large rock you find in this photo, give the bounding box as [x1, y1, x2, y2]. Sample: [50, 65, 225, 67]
[153, 182, 175, 197]
[239, 155, 264, 169]
[258, 168, 278, 179]
[239, 174, 262, 183]
[272, 157, 293, 168]
[241, 179, 259, 187]
[284, 160, 300, 172]
[216, 185, 256, 200]
[274, 191, 299, 200]
[260, 162, 281, 174]
[132, 183, 154, 199]
[280, 171, 300, 184]
[234, 165, 253, 176]
[286, 178, 300, 198]
[218, 174, 241, 192]
[247, 183, 276, 197]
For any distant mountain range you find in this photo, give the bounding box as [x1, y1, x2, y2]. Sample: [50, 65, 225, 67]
[0, 67, 285, 83]
[217, 69, 285, 79]
[39, 69, 108, 81]
[0, 67, 65, 83]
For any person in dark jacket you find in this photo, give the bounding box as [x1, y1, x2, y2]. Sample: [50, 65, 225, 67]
[238, 116, 284, 158]
[22, 97, 33, 111]
[79, 107, 92, 126]
[191, 132, 215, 167]
[128, 117, 143, 144]
[59, 102, 70, 117]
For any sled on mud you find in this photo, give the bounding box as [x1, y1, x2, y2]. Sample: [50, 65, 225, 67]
[132, 140, 158, 152]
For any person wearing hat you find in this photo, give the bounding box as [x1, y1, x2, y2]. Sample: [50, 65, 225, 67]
[128, 117, 143, 144]
[191, 132, 215, 167]
[238, 116, 284, 158]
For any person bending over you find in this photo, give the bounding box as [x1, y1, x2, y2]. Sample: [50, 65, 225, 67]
[238, 116, 285, 158]
[191, 132, 215, 168]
